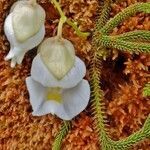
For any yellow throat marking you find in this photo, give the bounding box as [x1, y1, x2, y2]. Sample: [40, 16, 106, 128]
[46, 87, 62, 103]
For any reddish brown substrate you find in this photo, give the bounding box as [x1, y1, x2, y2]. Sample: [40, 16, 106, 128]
[0, 0, 149, 149]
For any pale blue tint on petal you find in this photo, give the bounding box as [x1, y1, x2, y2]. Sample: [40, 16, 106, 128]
[26, 77, 90, 119]
[32, 101, 60, 116]
[26, 77, 61, 116]
[33, 80, 90, 120]
[31, 54, 86, 89]
[55, 79, 90, 120]
[26, 77, 46, 113]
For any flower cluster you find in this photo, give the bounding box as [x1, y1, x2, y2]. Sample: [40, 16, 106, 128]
[4, 0, 90, 120]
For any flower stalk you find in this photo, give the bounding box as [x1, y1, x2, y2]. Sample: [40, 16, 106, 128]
[57, 16, 67, 38]
[50, 0, 90, 38]
[66, 19, 90, 38]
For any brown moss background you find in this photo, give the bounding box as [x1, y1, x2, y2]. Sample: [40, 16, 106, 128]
[0, 0, 150, 149]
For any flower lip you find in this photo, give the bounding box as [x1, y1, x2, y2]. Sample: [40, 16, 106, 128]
[46, 87, 63, 103]
[39, 37, 75, 80]
[31, 54, 86, 89]
[26, 77, 90, 120]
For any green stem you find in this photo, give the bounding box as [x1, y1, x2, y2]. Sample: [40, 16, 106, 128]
[51, 0, 65, 18]
[52, 121, 71, 150]
[100, 2, 150, 34]
[113, 30, 150, 42]
[89, 50, 111, 149]
[93, 0, 112, 59]
[95, 0, 112, 30]
[50, 0, 90, 37]
[112, 115, 150, 150]
[99, 35, 150, 53]
[90, 50, 150, 150]
[57, 16, 67, 38]
[66, 19, 90, 37]
[51, 0, 65, 17]
[89, 1, 113, 148]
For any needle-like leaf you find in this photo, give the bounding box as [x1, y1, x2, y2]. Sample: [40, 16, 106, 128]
[52, 121, 71, 150]
[100, 3, 150, 34]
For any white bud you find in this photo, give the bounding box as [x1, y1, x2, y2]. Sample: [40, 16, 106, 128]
[39, 37, 75, 80]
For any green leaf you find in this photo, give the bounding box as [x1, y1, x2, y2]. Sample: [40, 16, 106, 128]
[99, 35, 150, 53]
[95, 0, 112, 30]
[112, 115, 150, 150]
[93, 0, 112, 59]
[52, 121, 71, 150]
[100, 3, 150, 34]
[89, 50, 111, 148]
[113, 30, 150, 42]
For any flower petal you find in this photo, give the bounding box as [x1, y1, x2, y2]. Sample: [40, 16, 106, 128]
[57, 79, 90, 120]
[31, 54, 86, 89]
[26, 77, 46, 112]
[32, 101, 60, 116]
[34, 80, 90, 120]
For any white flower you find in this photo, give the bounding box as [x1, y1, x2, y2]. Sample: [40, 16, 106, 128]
[26, 38, 90, 120]
[4, 0, 45, 67]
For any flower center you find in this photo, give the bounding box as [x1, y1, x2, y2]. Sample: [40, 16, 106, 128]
[46, 87, 62, 103]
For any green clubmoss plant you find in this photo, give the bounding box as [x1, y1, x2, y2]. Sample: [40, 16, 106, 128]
[90, 1, 150, 150]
